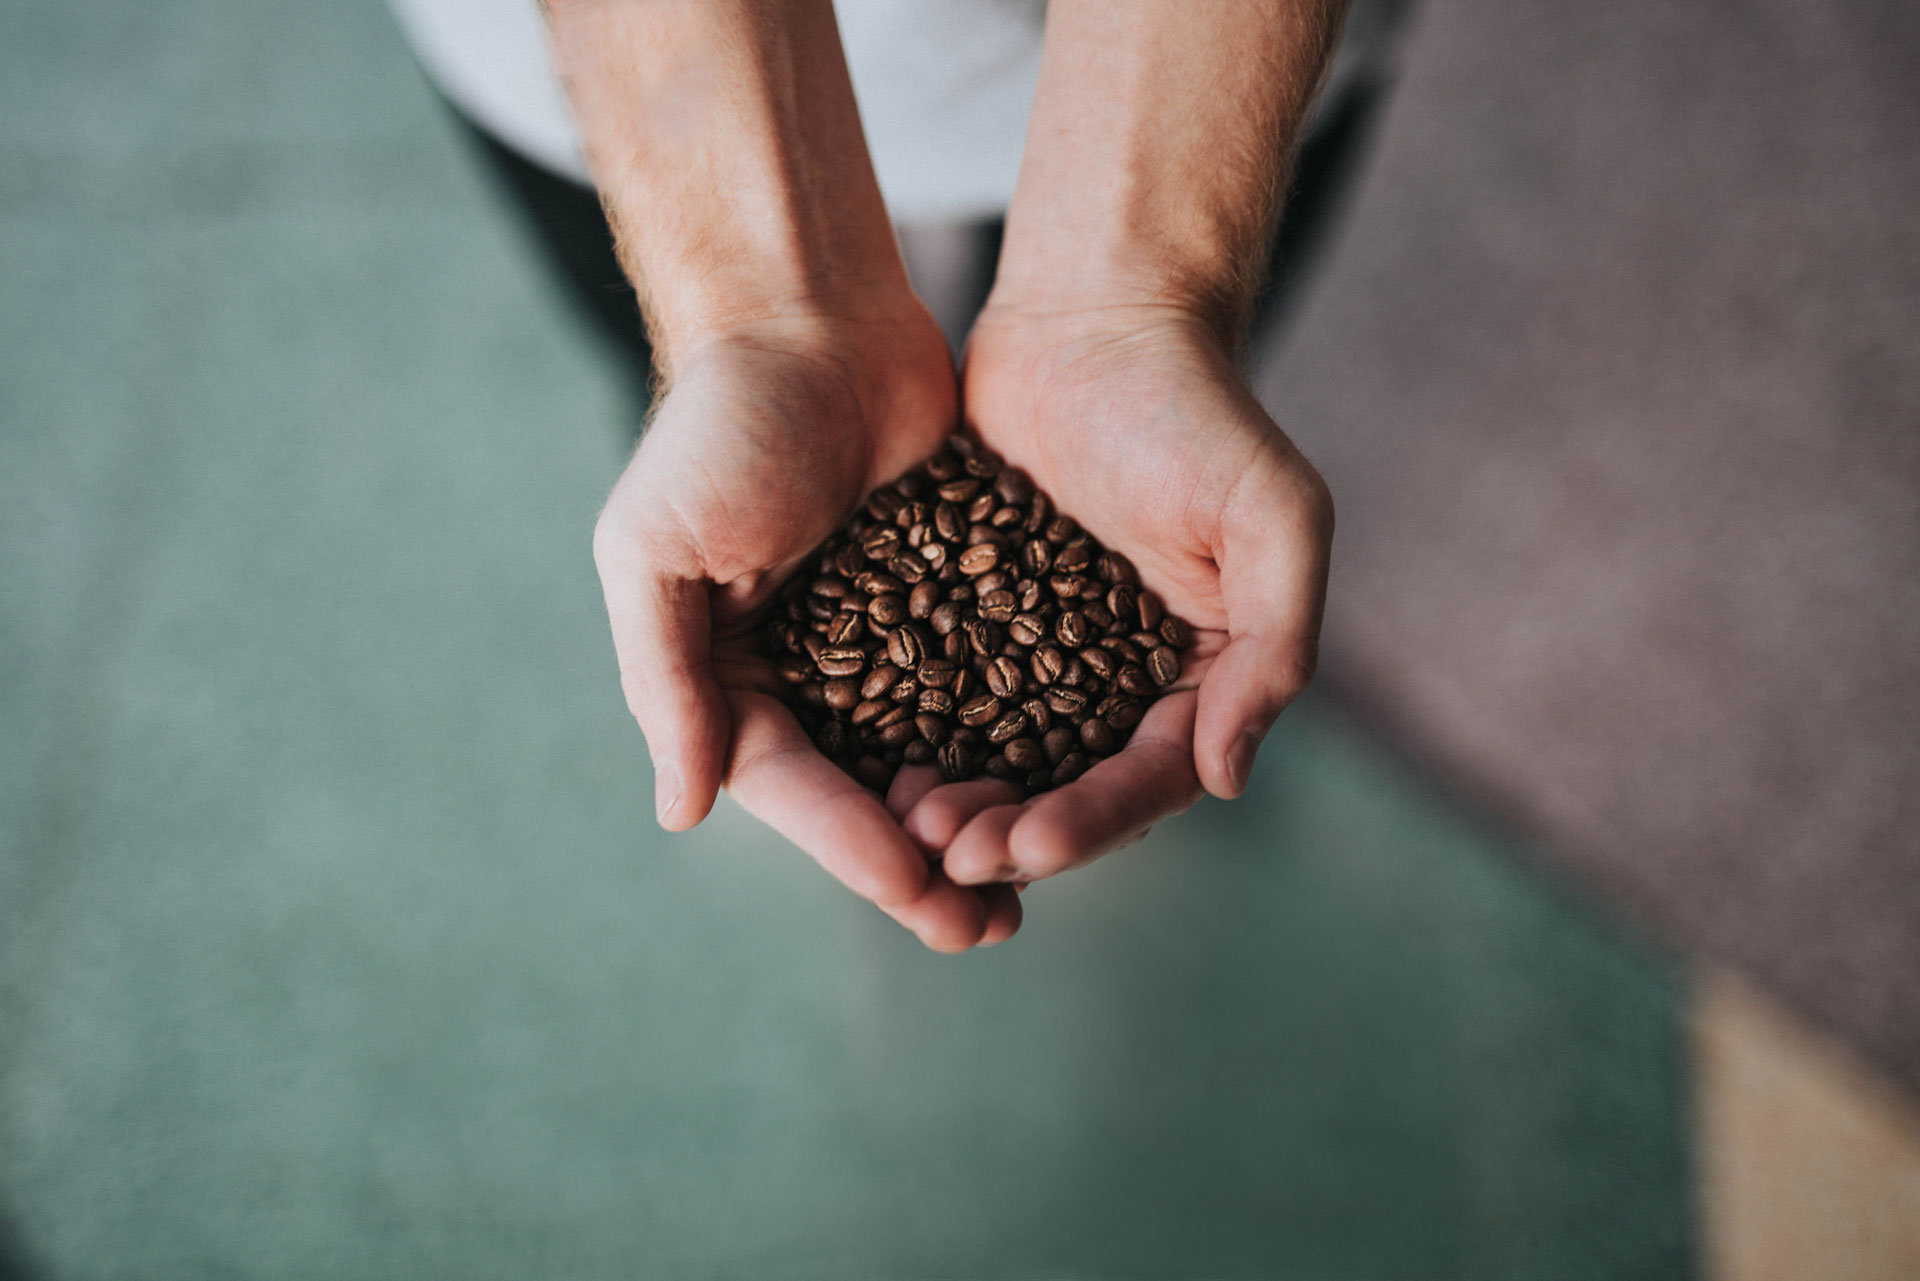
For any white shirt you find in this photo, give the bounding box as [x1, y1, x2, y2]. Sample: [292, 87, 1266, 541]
[387, 0, 1049, 223]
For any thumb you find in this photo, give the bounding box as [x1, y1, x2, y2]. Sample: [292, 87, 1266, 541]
[1193, 454, 1332, 799]
[593, 517, 731, 830]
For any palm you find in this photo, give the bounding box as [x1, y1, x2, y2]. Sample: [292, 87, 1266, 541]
[892, 310, 1331, 887]
[594, 321, 1026, 951]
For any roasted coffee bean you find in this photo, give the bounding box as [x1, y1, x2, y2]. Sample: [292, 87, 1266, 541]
[818, 646, 867, 677]
[1004, 737, 1046, 772]
[1081, 647, 1116, 681]
[987, 710, 1030, 744]
[887, 555, 928, 584]
[764, 436, 1194, 799]
[886, 626, 925, 669]
[978, 589, 1017, 623]
[986, 656, 1025, 700]
[957, 543, 1001, 575]
[1049, 573, 1092, 598]
[1147, 646, 1181, 687]
[860, 526, 902, 560]
[1009, 613, 1048, 646]
[958, 695, 1002, 728]
[1043, 726, 1077, 765]
[964, 618, 1000, 657]
[1045, 686, 1088, 717]
[1031, 644, 1067, 686]
[1054, 540, 1093, 574]
[909, 579, 941, 620]
[1021, 698, 1053, 734]
[937, 740, 977, 782]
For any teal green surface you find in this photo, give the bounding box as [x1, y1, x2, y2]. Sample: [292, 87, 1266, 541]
[0, 1, 1688, 1276]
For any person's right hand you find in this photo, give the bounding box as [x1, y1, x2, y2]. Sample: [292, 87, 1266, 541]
[591, 310, 1024, 952]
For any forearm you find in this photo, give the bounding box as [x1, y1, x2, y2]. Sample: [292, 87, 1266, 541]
[992, 0, 1345, 340]
[544, 0, 914, 373]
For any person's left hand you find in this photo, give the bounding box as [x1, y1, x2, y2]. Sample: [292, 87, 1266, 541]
[898, 302, 1333, 888]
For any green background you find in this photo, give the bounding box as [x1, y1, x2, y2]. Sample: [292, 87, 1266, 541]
[0, 1, 1687, 1275]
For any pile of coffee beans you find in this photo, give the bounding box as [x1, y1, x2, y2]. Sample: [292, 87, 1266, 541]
[762, 435, 1193, 796]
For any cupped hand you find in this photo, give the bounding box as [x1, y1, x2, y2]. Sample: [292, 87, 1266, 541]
[906, 303, 1333, 887]
[591, 312, 1022, 950]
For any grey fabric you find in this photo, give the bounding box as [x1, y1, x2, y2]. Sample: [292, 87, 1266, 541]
[1262, 0, 1920, 1095]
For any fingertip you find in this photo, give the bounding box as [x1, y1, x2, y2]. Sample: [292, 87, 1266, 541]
[977, 883, 1024, 947]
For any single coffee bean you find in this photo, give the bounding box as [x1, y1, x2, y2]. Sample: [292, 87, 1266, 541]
[968, 492, 997, 523]
[861, 665, 898, 701]
[903, 740, 935, 765]
[1097, 696, 1145, 731]
[937, 740, 977, 782]
[1045, 515, 1079, 544]
[1049, 573, 1092, 598]
[930, 600, 964, 636]
[886, 626, 925, 669]
[867, 489, 906, 522]
[1097, 550, 1138, 586]
[856, 571, 905, 596]
[1052, 752, 1090, 786]
[818, 646, 867, 678]
[925, 451, 963, 482]
[810, 575, 853, 601]
[1080, 718, 1116, 754]
[1082, 647, 1116, 681]
[879, 719, 919, 748]
[1021, 697, 1053, 734]
[994, 468, 1034, 504]
[775, 655, 811, 684]
[964, 447, 1003, 478]
[799, 680, 827, 707]
[1009, 612, 1047, 646]
[1129, 630, 1164, 653]
[914, 712, 949, 745]
[1031, 643, 1067, 687]
[1056, 610, 1090, 647]
[917, 657, 958, 688]
[983, 753, 1018, 780]
[824, 678, 861, 711]
[1054, 540, 1093, 574]
[958, 695, 1002, 728]
[860, 525, 901, 560]
[851, 698, 889, 727]
[978, 589, 1017, 623]
[887, 554, 928, 584]
[1158, 616, 1191, 648]
[888, 675, 919, 703]
[1102, 637, 1143, 665]
[937, 477, 981, 503]
[934, 502, 966, 543]
[1045, 686, 1088, 717]
[1004, 737, 1046, 772]
[990, 505, 1023, 529]
[921, 542, 949, 571]
[1106, 584, 1137, 622]
[869, 594, 906, 626]
[918, 688, 955, 715]
[942, 631, 968, 664]
[964, 618, 1000, 658]
[986, 656, 1025, 700]
[957, 543, 1001, 576]
[909, 579, 940, 620]
[1137, 589, 1164, 631]
[1117, 664, 1154, 696]
[987, 710, 1031, 745]
[1147, 646, 1181, 687]
[825, 611, 864, 645]
[1022, 539, 1054, 575]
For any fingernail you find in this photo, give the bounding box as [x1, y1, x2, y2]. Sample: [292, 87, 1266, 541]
[654, 766, 682, 826]
[1227, 730, 1261, 795]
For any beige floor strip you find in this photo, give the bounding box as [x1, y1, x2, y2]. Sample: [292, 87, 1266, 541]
[1695, 970, 1920, 1281]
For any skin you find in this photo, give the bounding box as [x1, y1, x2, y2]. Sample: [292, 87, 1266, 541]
[549, 0, 1341, 951]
